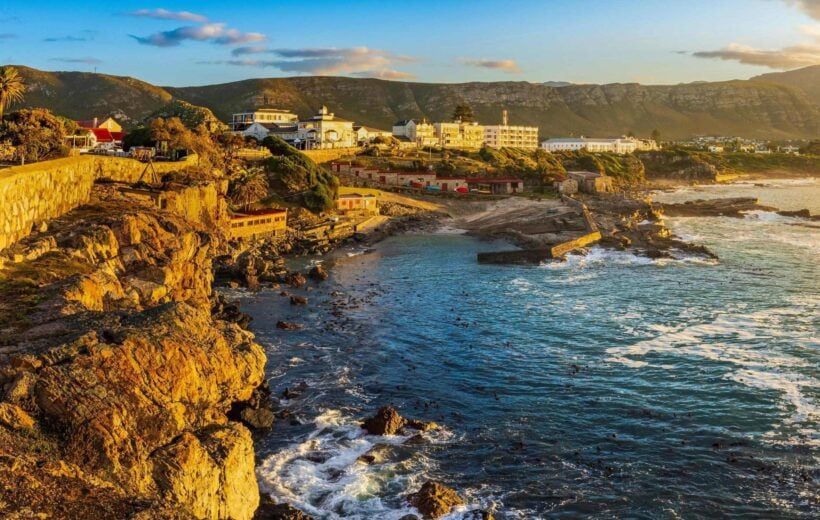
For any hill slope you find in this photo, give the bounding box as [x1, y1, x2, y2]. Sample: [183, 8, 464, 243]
[752, 65, 820, 107]
[6, 66, 820, 139]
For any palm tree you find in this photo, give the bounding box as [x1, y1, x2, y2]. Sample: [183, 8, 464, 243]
[229, 166, 269, 211]
[0, 66, 25, 120]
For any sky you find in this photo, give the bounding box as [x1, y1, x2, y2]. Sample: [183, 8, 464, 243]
[1, 0, 819, 87]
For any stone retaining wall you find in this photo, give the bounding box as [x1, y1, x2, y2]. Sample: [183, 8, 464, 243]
[0, 155, 195, 252]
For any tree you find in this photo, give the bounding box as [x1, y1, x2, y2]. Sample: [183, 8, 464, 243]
[0, 108, 69, 163]
[801, 140, 820, 155]
[452, 103, 475, 123]
[261, 136, 339, 212]
[148, 116, 224, 170]
[122, 126, 153, 151]
[0, 66, 25, 120]
[650, 129, 661, 143]
[228, 166, 269, 210]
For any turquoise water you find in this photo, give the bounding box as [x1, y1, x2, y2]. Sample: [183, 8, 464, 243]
[238, 179, 819, 519]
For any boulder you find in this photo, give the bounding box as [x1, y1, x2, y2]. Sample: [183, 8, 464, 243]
[285, 272, 307, 288]
[290, 296, 308, 306]
[276, 321, 304, 330]
[254, 499, 313, 520]
[361, 406, 438, 436]
[308, 264, 329, 282]
[408, 481, 464, 519]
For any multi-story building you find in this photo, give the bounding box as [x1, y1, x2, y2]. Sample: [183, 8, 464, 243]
[231, 108, 298, 132]
[541, 137, 638, 154]
[434, 121, 485, 149]
[392, 119, 437, 147]
[297, 106, 357, 149]
[483, 110, 539, 149]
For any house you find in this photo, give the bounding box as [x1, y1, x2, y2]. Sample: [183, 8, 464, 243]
[231, 108, 298, 132]
[466, 177, 524, 194]
[240, 122, 299, 143]
[567, 171, 614, 194]
[779, 145, 800, 155]
[553, 177, 579, 195]
[74, 116, 126, 149]
[483, 110, 539, 149]
[335, 193, 378, 214]
[541, 137, 637, 154]
[434, 121, 485, 149]
[297, 106, 356, 149]
[392, 119, 437, 147]
[708, 145, 724, 153]
[354, 125, 392, 144]
[229, 208, 288, 240]
[429, 177, 468, 192]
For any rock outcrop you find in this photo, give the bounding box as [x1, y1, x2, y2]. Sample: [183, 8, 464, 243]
[361, 406, 438, 436]
[0, 182, 266, 519]
[408, 481, 464, 519]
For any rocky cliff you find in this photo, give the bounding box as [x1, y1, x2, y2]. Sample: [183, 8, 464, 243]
[10, 66, 820, 139]
[0, 181, 266, 518]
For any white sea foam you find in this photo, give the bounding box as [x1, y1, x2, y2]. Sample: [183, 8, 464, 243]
[606, 301, 820, 443]
[257, 409, 477, 519]
[540, 247, 716, 270]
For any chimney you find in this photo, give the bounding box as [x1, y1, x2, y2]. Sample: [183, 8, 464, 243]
[502, 110, 508, 126]
[93, 117, 98, 128]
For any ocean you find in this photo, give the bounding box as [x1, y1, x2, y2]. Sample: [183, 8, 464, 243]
[234, 178, 819, 519]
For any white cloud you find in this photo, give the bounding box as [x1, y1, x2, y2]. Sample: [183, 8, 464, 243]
[693, 42, 820, 69]
[127, 8, 207, 22]
[785, 0, 820, 20]
[461, 58, 522, 74]
[131, 23, 265, 47]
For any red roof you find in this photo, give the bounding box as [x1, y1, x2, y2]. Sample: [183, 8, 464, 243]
[110, 131, 126, 141]
[466, 177, 524, 184]
[91, 128, 114, 142]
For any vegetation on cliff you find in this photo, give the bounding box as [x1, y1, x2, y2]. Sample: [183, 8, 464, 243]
[262, 136, 339, 212]
[0, 108, 72, 163]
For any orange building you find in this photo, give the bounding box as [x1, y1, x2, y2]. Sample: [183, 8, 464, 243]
[229, 208, 288, 240]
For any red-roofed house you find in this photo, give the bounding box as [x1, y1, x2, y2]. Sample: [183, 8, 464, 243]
[73, 116, 126, 149]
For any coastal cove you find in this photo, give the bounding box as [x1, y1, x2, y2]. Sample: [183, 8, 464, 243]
[235, 179, 819, 519]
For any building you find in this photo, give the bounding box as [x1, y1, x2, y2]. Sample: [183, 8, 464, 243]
[74, 117, 126, 149]
[231, 108, 298, 132]
[240, 122, 299, 143]
[354, 125, 392, 144]
[483, 110, 539, 149]
[779, 145, 800, 155]
[429, 177, 468, 192]
[335, 193, 378, 214]
[297, 106, 356, 149]
[466, 177, 524, 194]
[553, 177, 579, 195]
[707, 145, 724, 153]
[434, 121, 485, 149]
[541, 137, 638, 154]
[229, 208, 288, 240]
[77, 116, 122, 133]
[567, 171, 614, 194]
[392, 119, 438, 147]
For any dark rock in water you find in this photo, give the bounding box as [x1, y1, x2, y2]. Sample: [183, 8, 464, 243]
[465, 510, 495, 520]
[285, 272, 307, 288]
[290, 295, 308, 306]
[644, 248, 671, 259]
[362, 406, 440, 436]
[362, 406, 406, 435]
[281, 382, 308, 399]
[276, 321, 304, 331]
[254, 497, 313, 520]
[399, 515, 421, 520]
[228, 382, 275, 430]
[407, 481, 464, 519]
[660, 197, 776, 218]
[309, 264, 329, 282]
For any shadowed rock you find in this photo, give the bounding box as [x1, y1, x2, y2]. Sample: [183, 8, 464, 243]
[408, 481, 464, 519]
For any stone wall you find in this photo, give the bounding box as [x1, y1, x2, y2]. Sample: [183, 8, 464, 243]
[0, 155, 196, 252]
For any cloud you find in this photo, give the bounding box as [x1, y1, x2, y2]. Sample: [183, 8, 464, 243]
[693, 42, 820, 69]
[211, 47, 417, 78]
[131, 22, 265, 47]
[127, 8, 207, 22]
[0, 33, 15, 39]
[50, 57, 103, 65]
[785, 0, 820, 20]
[461, 58, 522, 73]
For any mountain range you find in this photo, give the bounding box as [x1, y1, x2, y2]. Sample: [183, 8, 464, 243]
[9, 65, 820, 140]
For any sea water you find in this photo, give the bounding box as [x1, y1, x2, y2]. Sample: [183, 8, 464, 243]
[236, 178, 819, 519]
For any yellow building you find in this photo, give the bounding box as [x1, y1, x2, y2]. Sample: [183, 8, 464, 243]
[77, 116, 123, 133]
[434, 121, 485, 149]
[229, 209, 288, 240]
[335, 193, 378, 214]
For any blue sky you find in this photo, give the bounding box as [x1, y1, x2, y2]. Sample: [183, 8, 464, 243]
[1, 0, 819, 86]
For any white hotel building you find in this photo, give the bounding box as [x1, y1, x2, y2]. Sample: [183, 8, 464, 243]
[483, 110, 539, 149]
[541, 137, 639, 154]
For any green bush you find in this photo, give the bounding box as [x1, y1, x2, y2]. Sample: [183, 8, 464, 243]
[262, 136, 339, 212]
